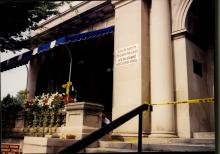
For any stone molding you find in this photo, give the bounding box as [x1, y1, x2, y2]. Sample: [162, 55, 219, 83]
[66, 102, 104, 111]
[111, 0, 136, 10]
[172, 0, 193, 33]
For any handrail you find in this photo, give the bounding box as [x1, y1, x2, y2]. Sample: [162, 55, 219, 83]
[59, 104, 151, 153]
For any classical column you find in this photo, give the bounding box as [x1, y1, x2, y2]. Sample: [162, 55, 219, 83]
[149, 0, 176, 137]
[27, 56, 45, 100]
[112, 0, 150, 136]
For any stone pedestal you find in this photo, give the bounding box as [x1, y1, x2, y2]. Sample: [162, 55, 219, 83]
[61, 102, 104, 140]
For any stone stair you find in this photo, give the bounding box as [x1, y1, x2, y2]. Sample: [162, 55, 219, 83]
[85, 138, 215, 153]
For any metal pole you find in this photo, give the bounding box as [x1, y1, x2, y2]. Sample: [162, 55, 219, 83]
[25, 64, 29, 100]
[138, 112, 143, 152]
[64, 45, 73, 102]
[64, 45, 73, 82]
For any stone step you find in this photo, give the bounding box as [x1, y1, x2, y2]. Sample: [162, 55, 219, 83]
[142, 138, 215, 145]
[110, 137, 215, 145]
[140, 143, 214, 152]
[98, 141, 215, 152]
[86, 147, 160, 153]
[85, 147, 137, 153]
[86, 144, 215, 153]
[193, 132, 215, 139]
[100, 141, 132, 149]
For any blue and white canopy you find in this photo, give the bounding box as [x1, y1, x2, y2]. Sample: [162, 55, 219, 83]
[1, 26, 114, 72]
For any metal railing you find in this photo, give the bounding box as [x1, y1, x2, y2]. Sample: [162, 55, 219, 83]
[59, 104, 151, 153]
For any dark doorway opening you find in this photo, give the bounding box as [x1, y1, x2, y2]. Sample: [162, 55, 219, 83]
[36, 33, 114, 119]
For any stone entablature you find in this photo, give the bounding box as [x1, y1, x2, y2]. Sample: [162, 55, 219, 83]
[32, 1, 101, 37]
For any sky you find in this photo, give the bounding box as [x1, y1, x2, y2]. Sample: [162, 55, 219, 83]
[1, 50, 28, 98]
[1, 1, 82, 99]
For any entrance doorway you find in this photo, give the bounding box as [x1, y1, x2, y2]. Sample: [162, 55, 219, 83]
[36, 33, 114, 119]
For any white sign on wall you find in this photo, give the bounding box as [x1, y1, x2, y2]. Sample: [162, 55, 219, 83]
[115, 44, 138, 67]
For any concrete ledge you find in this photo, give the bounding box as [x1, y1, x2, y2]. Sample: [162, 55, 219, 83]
[23, 136, 77, 153]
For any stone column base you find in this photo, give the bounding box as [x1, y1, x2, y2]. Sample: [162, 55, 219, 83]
[111, 132, 148, 142]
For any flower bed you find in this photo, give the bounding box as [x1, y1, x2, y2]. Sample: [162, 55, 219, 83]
[23, 92, 67, 137]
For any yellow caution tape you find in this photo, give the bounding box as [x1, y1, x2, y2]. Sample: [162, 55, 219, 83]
[112, 138, 137, 143]
[145, 98, 214, 106]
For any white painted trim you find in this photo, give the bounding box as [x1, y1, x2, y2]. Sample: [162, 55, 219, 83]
[32, 48, 38, 55]
[50, 40, 56, 48]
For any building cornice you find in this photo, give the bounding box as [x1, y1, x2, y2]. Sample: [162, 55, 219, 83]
[111, 0, 135, 9]
[32, 1, 108, 38]
[37, 1, 88, 28]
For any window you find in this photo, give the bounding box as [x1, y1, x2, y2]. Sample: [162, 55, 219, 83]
[193, 59, 202, 77]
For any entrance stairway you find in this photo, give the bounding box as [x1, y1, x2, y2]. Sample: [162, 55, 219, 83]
[85, 138, 215, 153]
[59, 104, 215, 153]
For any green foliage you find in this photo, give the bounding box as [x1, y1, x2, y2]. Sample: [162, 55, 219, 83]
[15, 89, 28, 107]
[1, 94, 23, 113]
[51, 96, 65, 112]
[0, 1, 62, 52]
[1, 94, 15, 110]
[1, 90, 29, 113]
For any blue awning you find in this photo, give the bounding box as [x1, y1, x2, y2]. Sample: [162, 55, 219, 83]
[1, 26, 114, 72]
[1, 50, 33, 72]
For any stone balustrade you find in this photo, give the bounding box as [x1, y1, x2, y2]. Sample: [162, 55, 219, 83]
[23, 110, 66, 137]
[2, 102, 103, 140]
[2, 109, 66, 138]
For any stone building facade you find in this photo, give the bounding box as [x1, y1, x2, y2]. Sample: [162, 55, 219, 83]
[1, 0, 215, 139]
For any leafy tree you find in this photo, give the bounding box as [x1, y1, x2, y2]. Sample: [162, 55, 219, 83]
[0, 1, 63, 53]
[1, 94, 22, 113]
[1, 90, 28, 111]
[15, 89, 28, 106]
[1, 92, 25, 136]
